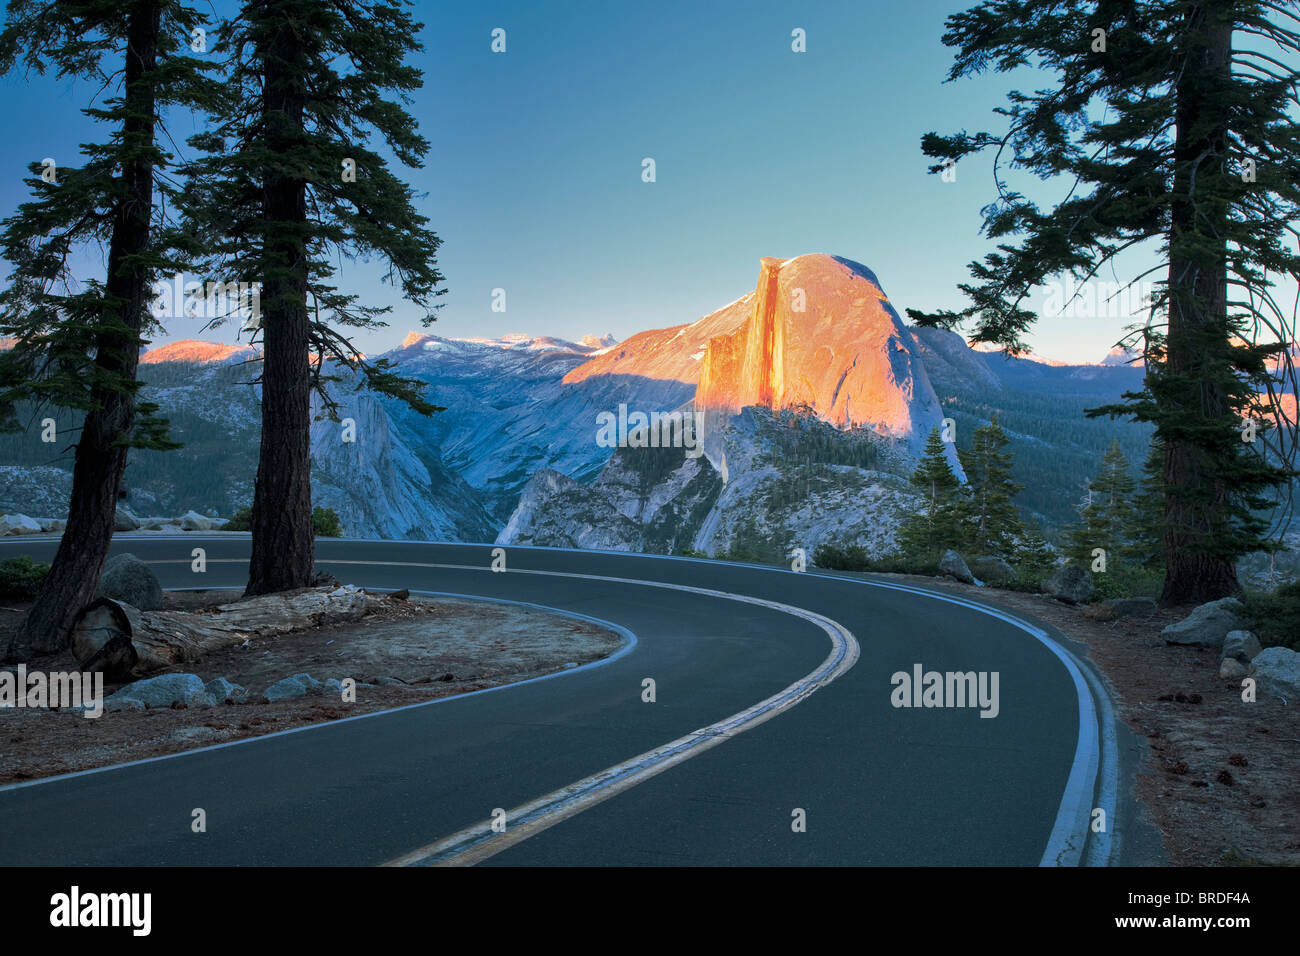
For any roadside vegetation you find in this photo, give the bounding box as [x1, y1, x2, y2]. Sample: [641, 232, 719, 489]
[0, 555, 49, 599]
[226, 505, 343, 538]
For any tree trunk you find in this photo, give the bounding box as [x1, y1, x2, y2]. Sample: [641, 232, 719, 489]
[246, 10, 314, 596]
[8, 4, 162, 659]
[1160, 3, 1239, 605]
[71, 587, 381, 678]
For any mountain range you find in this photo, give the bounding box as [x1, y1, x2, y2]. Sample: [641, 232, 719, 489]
[0, 254, 1165, 557]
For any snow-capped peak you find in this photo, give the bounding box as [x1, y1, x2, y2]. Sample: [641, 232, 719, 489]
[1098, 345, 1143, 366]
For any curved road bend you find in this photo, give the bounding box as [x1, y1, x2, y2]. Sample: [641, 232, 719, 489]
[0, 537, 1142, 866]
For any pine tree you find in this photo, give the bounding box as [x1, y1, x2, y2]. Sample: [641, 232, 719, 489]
[896, 427, 969, 560]
[1015, 518, 1057, 574]
[180, 0, 446, 595]
[959, 415, 1023, 557]
[1064, 441, 1136, 567]
[0, 1, 222, 657]
[1128, 439, 1167, 569]
[909, 1, 1299, 603]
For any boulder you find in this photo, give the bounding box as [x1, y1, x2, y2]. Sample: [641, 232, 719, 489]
[97, 552, 163, 611]
[1252, 647, 1300, 700]
[38, 518, 66, 533]
[105, 673, 207, 712]
[971, 556, 1014, 586]
[1221, 630, 1262, 665]
[0, 513, 42, 535]
[180, 510, 213, 531]
[1161, 597, 1247, 649]
[1218, 658, 1254, 679]
[202, 677, 247, 705]
[114, 508, 140, 532]
[263, 672, 323, 702]
[939, 549, 974, 584]
[1104, 597, 1157, 619]
[1043, 565, 1094, 604]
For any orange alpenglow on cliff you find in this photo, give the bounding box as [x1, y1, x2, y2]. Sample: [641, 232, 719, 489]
[695, 254, 942, 445]
[560, 253, 951, 462]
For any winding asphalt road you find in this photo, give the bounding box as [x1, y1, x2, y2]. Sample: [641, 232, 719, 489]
[0, 536, 1153, 866]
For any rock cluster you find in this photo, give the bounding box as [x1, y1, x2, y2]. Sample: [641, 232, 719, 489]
[0, 510, 230, 535]
[104, 671, 352, 711]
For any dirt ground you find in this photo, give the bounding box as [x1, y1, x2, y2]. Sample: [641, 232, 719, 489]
[889, 574, 1299, 867]
[0, 589, 623, 786]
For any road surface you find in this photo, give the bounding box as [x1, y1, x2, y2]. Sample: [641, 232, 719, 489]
[0, 536, 1150, 866]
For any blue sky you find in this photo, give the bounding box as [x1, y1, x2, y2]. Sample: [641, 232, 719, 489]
[0, 0, 1179, 362]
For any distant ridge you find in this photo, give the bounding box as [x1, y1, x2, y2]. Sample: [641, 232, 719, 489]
[140, 339, 259, 365]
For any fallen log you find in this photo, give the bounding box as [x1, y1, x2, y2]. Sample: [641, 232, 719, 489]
[70, 586, 384, 679]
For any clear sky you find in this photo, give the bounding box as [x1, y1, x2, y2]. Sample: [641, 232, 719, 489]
[0, 0, 1195, 363]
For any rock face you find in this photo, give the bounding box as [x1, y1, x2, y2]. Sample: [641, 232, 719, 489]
[694, 256, 958, 471]
[0, 513, 41, 535]
[390, 333, 635, 524]
[498, 405, 919, 559]
[1161, 597, 1247, 648]
[1043, 565, 1094, 604]
[6, 344, 499, 542]
[908, 327, 1003, 392]
[503, 255, 965, 559]
[1252, 647, 1300, 700]
[0, 466, 74, 518]
[498, 468, 657, 552]
[309, 386, 495, 542]
[97, 553, 163, 611]
[940, 550, 975, 584]
[972, 555, 1014, 586]
[139, 339, 259, 366]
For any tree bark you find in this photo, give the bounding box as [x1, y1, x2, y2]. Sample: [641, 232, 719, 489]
[9, 3, 162, 659]
[1160, 3, 1240, 605]
[246, 8, 314, 596]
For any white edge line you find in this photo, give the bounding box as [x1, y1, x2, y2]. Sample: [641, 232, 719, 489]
[0, 588, 638, 795]
[1, 538, 1114, 865]
[824, 574, 1110, 867]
